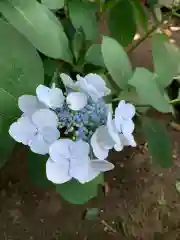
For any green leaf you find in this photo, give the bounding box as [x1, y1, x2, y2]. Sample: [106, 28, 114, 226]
[0, 20, 44, 117]
[56, 174, 104, 204]
[129, 0, 148, 32]
[0, 117, 15, 169]
[129, 68, 170, 112]
[72, 29, 86, 62]
[85, 208, 100, 220]
[142, 117, 172, 168]
[108, 0, 136, 47]
[68, 0, 98, 41]
[0, 0, 72, 61]
[101, 36, 132, 89]
[152, 33, 180, 88]
[28, 151, 54, 188]
[41, 0, 64, 9]
[85, 44, 105, 67]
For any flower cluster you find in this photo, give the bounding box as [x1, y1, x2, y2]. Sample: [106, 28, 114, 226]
[9, 73, 136, 184]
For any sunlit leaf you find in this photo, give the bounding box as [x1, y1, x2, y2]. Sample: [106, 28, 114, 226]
[0, 0, 72, 61]
[142, 117, 172, 168]
[0, 20, 44, 117]
[41, 0, 64, 9]
[101, 36, 132, 89]
[152, 33, 180, 88]
[129, 68, 170, 112]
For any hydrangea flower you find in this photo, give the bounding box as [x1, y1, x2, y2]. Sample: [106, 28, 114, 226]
[8, 71, 137, 189]
[60, 73, 111, 102]
[46, 139, 114, 184]
[18, 84, 64, 117]
[9, 109, 60, 155]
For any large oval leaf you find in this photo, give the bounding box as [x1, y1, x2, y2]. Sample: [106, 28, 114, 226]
[56, 174, 104, 204]
[152, 33, 180, 89]
[0, 0, 72, 61]
[0, 20, 44, 117]
[129, 68, 170, 112]
[129, 0, 148, 32]
[108, 0, 136, 47]
[101, 36, 132, 89]
[68, 0, 98, 41]
[142, 117, 172, 168]
[0, 117, 15, 169]
[41, 0, 64, 9]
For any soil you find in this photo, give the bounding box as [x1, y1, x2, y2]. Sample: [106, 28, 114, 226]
[1, 123, 180, 240]
[1, 15, 180, 240]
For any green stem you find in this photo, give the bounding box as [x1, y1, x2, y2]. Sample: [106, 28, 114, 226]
[127, 10, 174, 54]
[169, 98, 180, 104]
[127, 23, 160, 54]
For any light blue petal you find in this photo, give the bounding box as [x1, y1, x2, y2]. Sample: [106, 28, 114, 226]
[32, 109, 58, 129]
[9, 117, 36, 145]
[66, 92, 87, 111]
[29, 133, 50, 155]
[18, 95, 45, 116]
[49, 139, 72, 162]
[46, 158, 71, 184]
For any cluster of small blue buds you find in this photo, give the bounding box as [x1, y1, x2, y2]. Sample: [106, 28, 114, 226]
[57, 95, 108, 142]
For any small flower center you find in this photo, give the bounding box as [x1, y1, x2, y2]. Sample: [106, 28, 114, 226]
[57, 97, 107, 141]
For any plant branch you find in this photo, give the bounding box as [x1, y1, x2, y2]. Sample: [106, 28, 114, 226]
[127, 23, 160, 54]
[127, 10, 174, 54]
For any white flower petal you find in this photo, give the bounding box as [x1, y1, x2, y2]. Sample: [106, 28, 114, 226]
[49, 87, 65, 109]
[36, 85, 64, 109]
[18, 95, 45, 116]
[49, 139, 72, 162]
[66, 92, 87, 111]
[28, 134, 50, 155]
[107, 105, 123, 151]
[70, 156, 99, 184]
[40, 126, 60, 143]
[120, 133, 136, 147]
[76, 75, 101, 102]
[91, 159, 114, 172]
[46, 158, 71, 184]
[36, 85, 50, 106]
[84, 73, 110, 96]
[121, 119, 135, 135]
[114, 143, 123, 151]
[9, 117, 36, 145]
[91, 127, 109, 160]
[69, 140, 90, 159]
[117, 100, 135, 119]
[96, 126, 115, 149]
[60, 73, 75, 88]
[114, 107, 124, 132]
[32, 109, 58, 129]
